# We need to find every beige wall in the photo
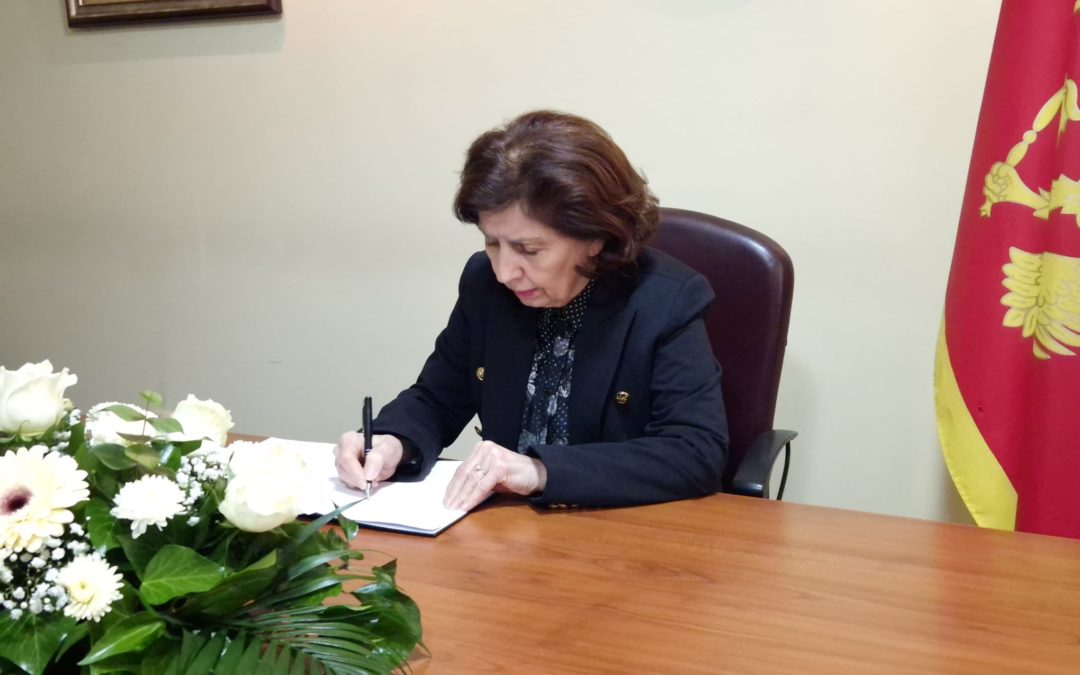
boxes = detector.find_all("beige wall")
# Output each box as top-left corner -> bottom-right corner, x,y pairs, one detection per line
0,0 -> 999,522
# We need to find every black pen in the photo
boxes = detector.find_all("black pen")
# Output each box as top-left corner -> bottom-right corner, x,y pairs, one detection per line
362,396 -> 373,499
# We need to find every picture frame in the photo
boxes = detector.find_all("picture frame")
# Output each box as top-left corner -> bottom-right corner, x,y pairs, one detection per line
66,0 -> 282,27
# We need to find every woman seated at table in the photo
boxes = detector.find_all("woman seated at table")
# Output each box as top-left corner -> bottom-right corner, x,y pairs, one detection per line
334,110 -> 728,512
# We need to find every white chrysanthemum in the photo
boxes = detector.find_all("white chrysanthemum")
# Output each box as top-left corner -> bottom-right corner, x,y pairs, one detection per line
57,554 -> 122,622
0,446 -> 89,553
110,476 -> 185,539
85,402 -> 156,447
170,395 -> 233,446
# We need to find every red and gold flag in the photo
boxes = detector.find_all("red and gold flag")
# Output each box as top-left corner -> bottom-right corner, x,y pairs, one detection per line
937,0 -> 1080,538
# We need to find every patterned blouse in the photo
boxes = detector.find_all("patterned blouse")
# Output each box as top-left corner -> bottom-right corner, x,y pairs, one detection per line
517,282 -> 595,453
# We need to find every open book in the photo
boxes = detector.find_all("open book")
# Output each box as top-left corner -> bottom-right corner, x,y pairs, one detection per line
267,437 -> 467,536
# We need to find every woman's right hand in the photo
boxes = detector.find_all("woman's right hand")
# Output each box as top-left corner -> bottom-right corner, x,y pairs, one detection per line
333,431 -> 404,491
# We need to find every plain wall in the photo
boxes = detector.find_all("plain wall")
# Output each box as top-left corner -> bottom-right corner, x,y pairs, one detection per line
0,0 -> 999,523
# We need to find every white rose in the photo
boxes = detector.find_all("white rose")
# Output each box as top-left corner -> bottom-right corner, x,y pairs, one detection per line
170,395 -> 233,446
85,403 -> 156,447
0,361 -> 78,438
218,441 -> 310,532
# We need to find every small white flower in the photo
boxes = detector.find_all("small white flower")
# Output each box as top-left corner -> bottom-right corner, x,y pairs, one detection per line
57,554 -> 122,622
10,608 -> 22,621
110,476 -> 185,539
0,446 -> 89,553
12,587 -> 25,600
170,396 -> 233,446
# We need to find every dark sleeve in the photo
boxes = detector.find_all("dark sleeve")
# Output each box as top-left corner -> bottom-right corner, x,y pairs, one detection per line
371,258 -> 483,481
529,274 -> 728,506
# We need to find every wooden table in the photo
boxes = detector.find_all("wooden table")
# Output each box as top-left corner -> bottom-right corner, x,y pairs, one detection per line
352,494 -> 1080,674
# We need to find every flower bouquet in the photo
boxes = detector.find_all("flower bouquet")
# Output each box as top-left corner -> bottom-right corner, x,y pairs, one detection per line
0,361 -> 421,674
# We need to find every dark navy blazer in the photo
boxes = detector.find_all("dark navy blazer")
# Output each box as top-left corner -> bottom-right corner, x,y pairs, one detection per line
373,248 -> 729,507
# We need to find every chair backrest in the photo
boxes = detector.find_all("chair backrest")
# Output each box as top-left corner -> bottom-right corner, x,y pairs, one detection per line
652,207 -> 794,491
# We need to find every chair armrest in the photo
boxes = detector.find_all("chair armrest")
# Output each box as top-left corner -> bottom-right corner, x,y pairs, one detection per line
730,429 -> 798,499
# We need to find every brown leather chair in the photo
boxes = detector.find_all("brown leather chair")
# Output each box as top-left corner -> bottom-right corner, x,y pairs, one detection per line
653,207 -> 796,499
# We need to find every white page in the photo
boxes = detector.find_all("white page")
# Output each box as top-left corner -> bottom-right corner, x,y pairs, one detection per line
267,437 -> 467,535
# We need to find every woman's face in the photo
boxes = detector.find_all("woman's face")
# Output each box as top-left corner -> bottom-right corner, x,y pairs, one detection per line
478,203 -> 602,308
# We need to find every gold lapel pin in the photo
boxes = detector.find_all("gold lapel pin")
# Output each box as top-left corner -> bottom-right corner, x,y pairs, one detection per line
476,366 -> 485,382
615,391 -> 630,405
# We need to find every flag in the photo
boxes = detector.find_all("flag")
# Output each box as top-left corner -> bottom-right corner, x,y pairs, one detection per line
936,0 -> 1080,539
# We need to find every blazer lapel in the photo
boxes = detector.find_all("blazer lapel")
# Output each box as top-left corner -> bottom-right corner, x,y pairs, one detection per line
481,287 -> 538,449
569,274 -> 637,445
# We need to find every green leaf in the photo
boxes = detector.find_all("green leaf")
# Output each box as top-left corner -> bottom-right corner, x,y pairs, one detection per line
140,638 -> 181,675
177,550 -> 279,619
184,632 -> 227,675
289,502 -> 359,550
156,442 -> 178,469
92,443 -> 137,470
68,419 -> 87,454
161,440 -> 202,471
87,651 -> 142,674
140,390 -> 164,410
337,513 -> 359,542
286,549 -> 356,582
117,529 -> 168,578
78,612 -> 165,665
147,417 -> 183,435
214,634 -> 249,674
286,647 -> 306,675
72,440 -> 99,475
0,613 -> 79,675
117,432 -> 153,444
90,582 -> 139,638
249,574 -> 342,610
85,498 -> 122,551
53,622 -> 89,663
101,404 -> 146,422
275,641 -> 296,675
162,631 -> 203,675
247,611 -> 416,673
229,635 -> 264,675
123,443 -> 163,470
140,545 -> 225,605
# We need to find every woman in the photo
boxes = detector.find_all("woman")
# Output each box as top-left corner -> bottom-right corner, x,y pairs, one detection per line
335,110 -> 728,512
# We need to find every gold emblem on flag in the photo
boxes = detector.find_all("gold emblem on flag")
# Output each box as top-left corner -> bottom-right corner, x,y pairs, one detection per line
979,79 -> 1080,359
1001,247 -> 1080,359
981,79 -> 1080,223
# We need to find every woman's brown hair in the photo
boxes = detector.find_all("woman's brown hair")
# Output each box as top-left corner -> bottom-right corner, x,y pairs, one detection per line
453,110 -> 659,277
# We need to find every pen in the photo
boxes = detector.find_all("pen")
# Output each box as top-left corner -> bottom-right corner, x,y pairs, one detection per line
362,396 -> 373,500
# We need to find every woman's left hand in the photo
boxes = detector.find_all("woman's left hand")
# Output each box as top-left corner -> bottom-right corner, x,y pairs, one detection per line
443,440 -> 547,511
